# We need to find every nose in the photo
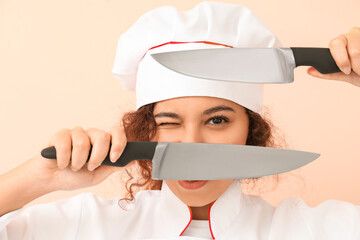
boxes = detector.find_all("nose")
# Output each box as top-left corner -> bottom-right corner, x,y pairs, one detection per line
180,124 -> 204,143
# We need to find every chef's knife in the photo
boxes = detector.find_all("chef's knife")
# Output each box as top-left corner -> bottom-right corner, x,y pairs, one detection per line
41,142 -> 319,180
151,48 -> 341,83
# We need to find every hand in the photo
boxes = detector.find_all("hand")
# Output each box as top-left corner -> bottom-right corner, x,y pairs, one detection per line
25,126 -> 130,191
307,27 -> 360,87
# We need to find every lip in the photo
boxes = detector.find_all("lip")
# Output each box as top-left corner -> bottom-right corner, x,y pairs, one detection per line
178,180 -> 208,190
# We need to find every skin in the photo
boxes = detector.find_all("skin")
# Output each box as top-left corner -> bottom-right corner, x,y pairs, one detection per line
307,27 -> 360,87
0,28 -> 359,218
151,96 -> 249,220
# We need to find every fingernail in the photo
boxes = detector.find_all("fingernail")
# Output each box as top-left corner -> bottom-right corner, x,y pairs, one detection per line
344,66 -> 352,75
110,152 -> 120,162
88,164 -> 97,171
71,166 -> 80,172
58,165 -> 66,170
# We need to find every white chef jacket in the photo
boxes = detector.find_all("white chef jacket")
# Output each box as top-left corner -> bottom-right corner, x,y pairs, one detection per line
1,179 -> 360,239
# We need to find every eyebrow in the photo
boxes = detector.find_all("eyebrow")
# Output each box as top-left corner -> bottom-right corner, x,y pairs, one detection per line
154,112 -> 181,119
154,105 -> 235,119
202,105 -> 235,116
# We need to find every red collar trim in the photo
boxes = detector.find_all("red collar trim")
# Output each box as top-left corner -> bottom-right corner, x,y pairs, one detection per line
179,206 -> 193,236
208,201 -> 216,239
179,202 -> 216,239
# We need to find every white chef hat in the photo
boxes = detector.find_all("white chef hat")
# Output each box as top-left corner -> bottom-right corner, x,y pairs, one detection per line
112,1 -> 281,113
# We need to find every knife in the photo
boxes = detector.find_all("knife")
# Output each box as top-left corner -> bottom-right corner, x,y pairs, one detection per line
41,142 -> 319,180
151,48 -> 341,83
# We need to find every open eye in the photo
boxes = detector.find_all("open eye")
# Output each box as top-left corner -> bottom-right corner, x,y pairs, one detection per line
207,115 -> 229,125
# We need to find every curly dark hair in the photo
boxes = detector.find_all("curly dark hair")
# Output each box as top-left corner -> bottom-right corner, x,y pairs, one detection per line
119,103 -> 284,205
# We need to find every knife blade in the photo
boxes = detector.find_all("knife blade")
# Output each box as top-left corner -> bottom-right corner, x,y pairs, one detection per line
151,48 -> 341,83
41,142 -> 319,180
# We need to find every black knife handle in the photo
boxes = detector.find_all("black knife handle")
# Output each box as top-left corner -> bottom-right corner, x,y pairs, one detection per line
40,141 -> 158,167
290,47 -> 341,74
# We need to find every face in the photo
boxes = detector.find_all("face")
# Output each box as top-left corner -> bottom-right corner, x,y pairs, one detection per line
151,96 -> 249,207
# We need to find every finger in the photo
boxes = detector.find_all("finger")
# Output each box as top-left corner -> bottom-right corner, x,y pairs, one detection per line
346,27 -> 360,75
86,128 -> 111,171
328,34 -> 351,75
109,126 -> 127,163
49,129 -> 72,169
70,126 -> 91,171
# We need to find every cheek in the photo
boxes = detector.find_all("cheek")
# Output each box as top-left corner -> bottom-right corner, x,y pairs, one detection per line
229,120 -> 249,144
204,123 -> 248,145
151,128 -> 183,142
231,124 -> 248,144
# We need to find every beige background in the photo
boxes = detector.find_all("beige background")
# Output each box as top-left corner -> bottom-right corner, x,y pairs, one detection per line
0,0 -> 359,208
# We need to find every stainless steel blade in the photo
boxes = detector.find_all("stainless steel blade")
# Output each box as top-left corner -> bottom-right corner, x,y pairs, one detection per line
151,142 -> 319,180
151,48 -> 296,84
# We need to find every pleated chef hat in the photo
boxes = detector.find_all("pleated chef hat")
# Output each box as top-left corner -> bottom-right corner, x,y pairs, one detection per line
112,2 -> 281,113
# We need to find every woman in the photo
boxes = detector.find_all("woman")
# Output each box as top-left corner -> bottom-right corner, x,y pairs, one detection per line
0,2 -> 359,239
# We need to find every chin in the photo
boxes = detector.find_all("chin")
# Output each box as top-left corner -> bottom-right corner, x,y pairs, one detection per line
179,194 -> 216,207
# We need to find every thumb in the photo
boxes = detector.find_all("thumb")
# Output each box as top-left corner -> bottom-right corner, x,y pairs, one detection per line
307,67 -> 349,82
307,67 -> 323,78
91,165 -> 122,184
307,67 -> 360,87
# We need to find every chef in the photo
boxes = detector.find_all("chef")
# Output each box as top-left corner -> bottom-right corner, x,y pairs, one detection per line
0,2 -> 359,240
